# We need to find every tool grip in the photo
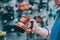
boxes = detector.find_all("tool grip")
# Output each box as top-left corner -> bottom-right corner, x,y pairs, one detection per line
30,21 -> 34,29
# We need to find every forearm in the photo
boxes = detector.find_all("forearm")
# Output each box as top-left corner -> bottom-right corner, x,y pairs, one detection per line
34,26 -> 49,38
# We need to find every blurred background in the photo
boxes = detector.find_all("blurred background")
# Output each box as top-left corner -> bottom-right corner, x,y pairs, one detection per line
0,0 -> 58,40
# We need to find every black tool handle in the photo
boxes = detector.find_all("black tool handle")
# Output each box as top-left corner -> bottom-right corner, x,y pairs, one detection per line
30,21 -> 33,29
